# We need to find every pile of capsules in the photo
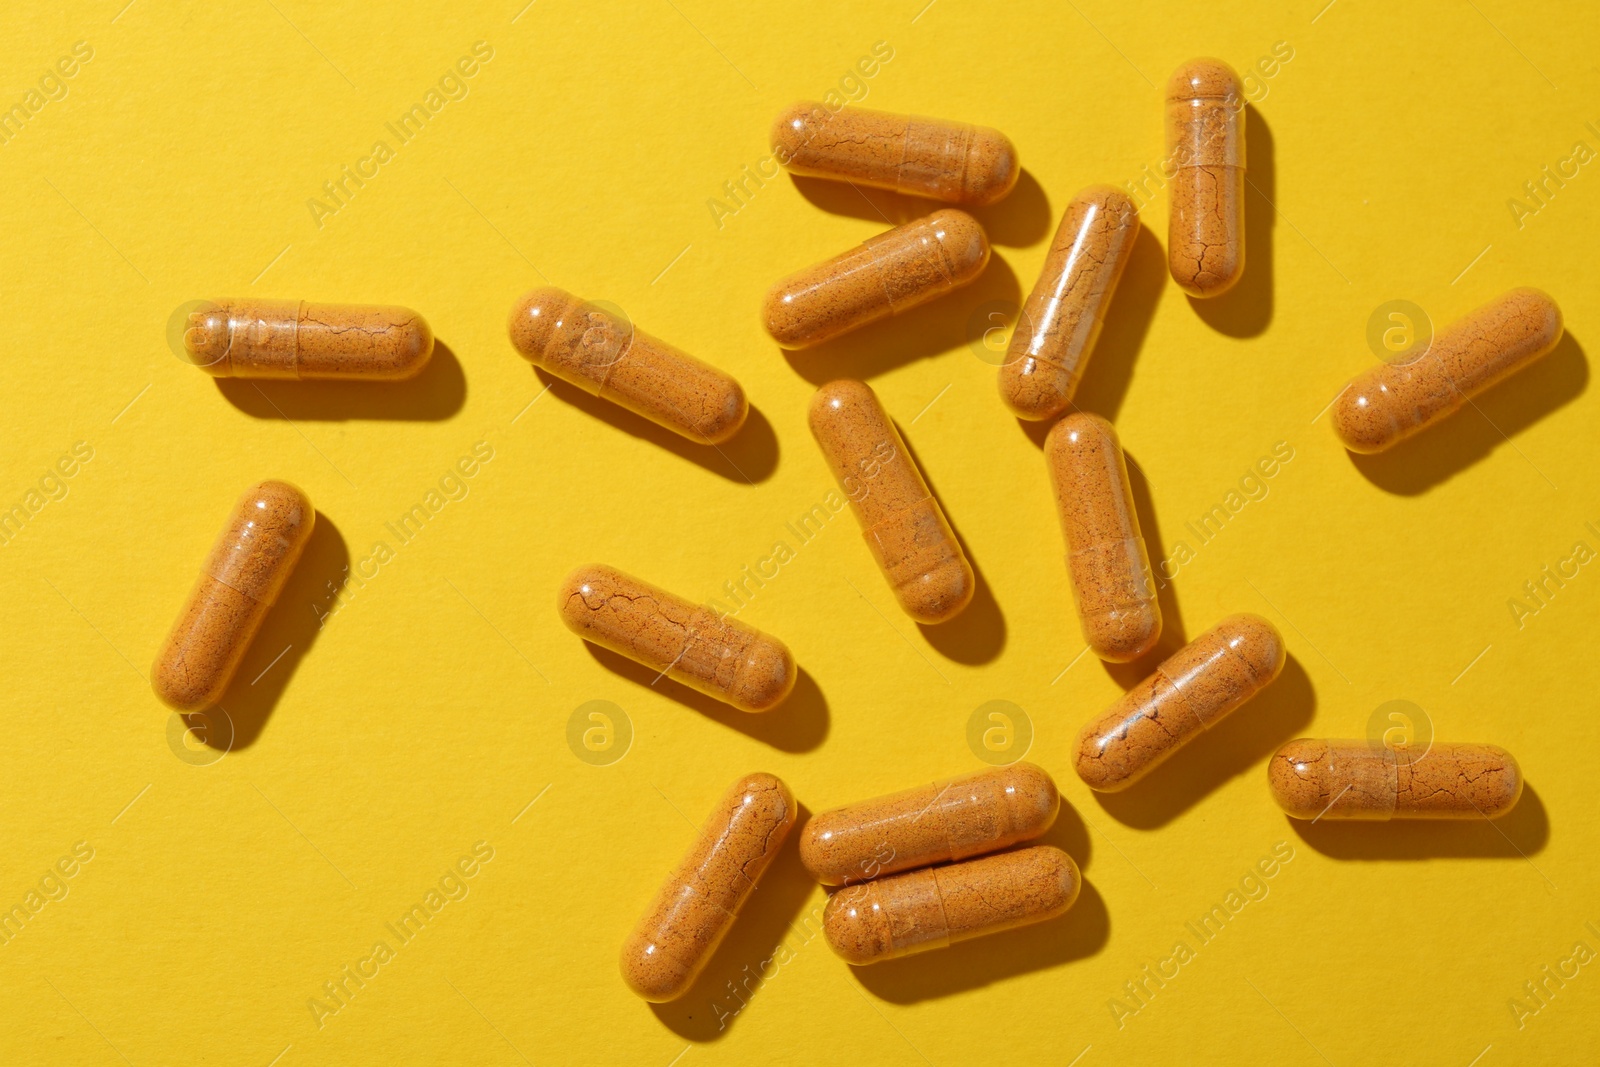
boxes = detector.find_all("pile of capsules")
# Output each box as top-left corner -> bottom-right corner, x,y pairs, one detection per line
154,59 -> 1556,1003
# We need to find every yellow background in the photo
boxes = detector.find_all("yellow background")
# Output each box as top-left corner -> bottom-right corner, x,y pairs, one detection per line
2,0 -> 1597,1063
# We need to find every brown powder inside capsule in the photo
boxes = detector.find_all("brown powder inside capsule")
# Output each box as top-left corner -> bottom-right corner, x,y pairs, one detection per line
1268,739 -> 1523,820
185,301 -> 433,380
1165,59 -> 1246,298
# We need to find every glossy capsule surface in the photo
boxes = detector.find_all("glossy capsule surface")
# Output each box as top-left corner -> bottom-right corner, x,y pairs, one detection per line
182,300 -> 433,379
771,102 -> 1019,205
1046,414 -> 1160,662
1074,613 -> 1284,791
800,763 -> 1059,885
762,209 -> 989,349
1269,740 -> 1523,821
558,564 -> 795,713
1001,186 -> 1139,420
1332,288 -> 1564,453
808,380 -> 974,624
621,773 -> 797,1000
151,480 -> 314,711
510,286 -> 748,444
823,846 -> 1079,965
1166,59 -> 1246,297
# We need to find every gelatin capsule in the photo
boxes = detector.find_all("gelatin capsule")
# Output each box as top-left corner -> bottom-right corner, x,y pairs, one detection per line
182,300 -> 433,379
621,773 -> 797,1001
1045,413 -> 1161,662
509,286 -> 748,444
1269,740 -> 1523,821
763,209 -> 989,349
823,845 -> 1079,965
770,102 -> 1019,206
800,763 -> 1059,886
1001,186 -> 1139,420
1074,613 -> 1284,791
558,564 -> 795,713
1166,59 -> 1246,297
1332,288 -> 1564,454
151,480 -> 314,711
808,379 -> 974,624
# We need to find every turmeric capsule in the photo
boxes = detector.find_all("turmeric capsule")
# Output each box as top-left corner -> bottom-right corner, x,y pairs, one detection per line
823,845 -> 1079,965
621,773 -> 797,1001
509,286 -> 748,444
1000,186 -> 1139,420
770,102 -> 1019,206
1331,288 -> 1564,453
808,379 -> 974,624
1074,614 -> 1284,791
558,564 -> 795,713
763,209 -> 989,349
1268,740 -> 1523,820
800,763 -> 1059,886
1166,59 -> 1246,297
151,480 -> 314,711
181,300 -> 433,379
1045,413 -> 1161,663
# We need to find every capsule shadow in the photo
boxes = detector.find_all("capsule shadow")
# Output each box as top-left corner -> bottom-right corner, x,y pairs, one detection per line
214,340 -> 467,421
650,806 -> 823,1040
1100,446 -> 1190,688
584,644 -> 828,753
202,511 -> 349,750
1092,653 -> 1315,829
534,369 -> 779,484
1290,780 -> 1550,859
1347,332 -> 1588,496
1189,107 -> 1274,338
849,874 -> 1110,1004
789,169 -> 1052,248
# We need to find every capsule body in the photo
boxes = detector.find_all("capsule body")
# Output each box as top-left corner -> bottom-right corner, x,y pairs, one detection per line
1332,288 -> 1564,453
621,773 -> 797,1000
509,287 -> 748,444
763,210 -> 989,349
1046,414 -> 1160,662
151,481 -> 314,711
1075,613 -> 1285,791
1269,740 -> 1523,821
182,301 -> 433,380
771,102 -> 1019,206
1001,186 -> 1139,419
808,380 -> 974,623
1166,59 -> 1246,298
823,846 -> 1079,965
558,565 -> 795,712
800,764 -> 1059,885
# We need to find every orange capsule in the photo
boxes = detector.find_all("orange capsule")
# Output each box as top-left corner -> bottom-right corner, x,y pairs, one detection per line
808,380 -> 974,624
152,481 -> 314,711
181,300 -> 433,379
763,209 -> 989,349
1268,740 -> 1523,820
1045,413 -> 1160,662
509,286 -> 748,444
1166,59 -> 1246,297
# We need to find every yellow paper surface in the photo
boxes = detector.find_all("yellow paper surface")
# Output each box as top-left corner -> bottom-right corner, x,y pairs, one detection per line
2,1 -> 1597,1063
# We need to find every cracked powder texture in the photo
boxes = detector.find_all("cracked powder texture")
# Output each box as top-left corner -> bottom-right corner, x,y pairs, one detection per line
808,379 -> 974,624
620,772 -> 797,1000
770,102 -> 1018,206
1165,59 -> 1246,298
822,845 -> 1080,965
1268,739 -> 1523,820
509,286 -> 748,444
762,209 -> 989,349
184,300 -> 434,380
1074,613 -> 1285,791
1000,185 -> 1139,420
1331,287 -> 1564,453
800,763 -> 1060,885
151,480 -> 314,712
557,564 -> 796,713
1045,412 -> 1161,663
